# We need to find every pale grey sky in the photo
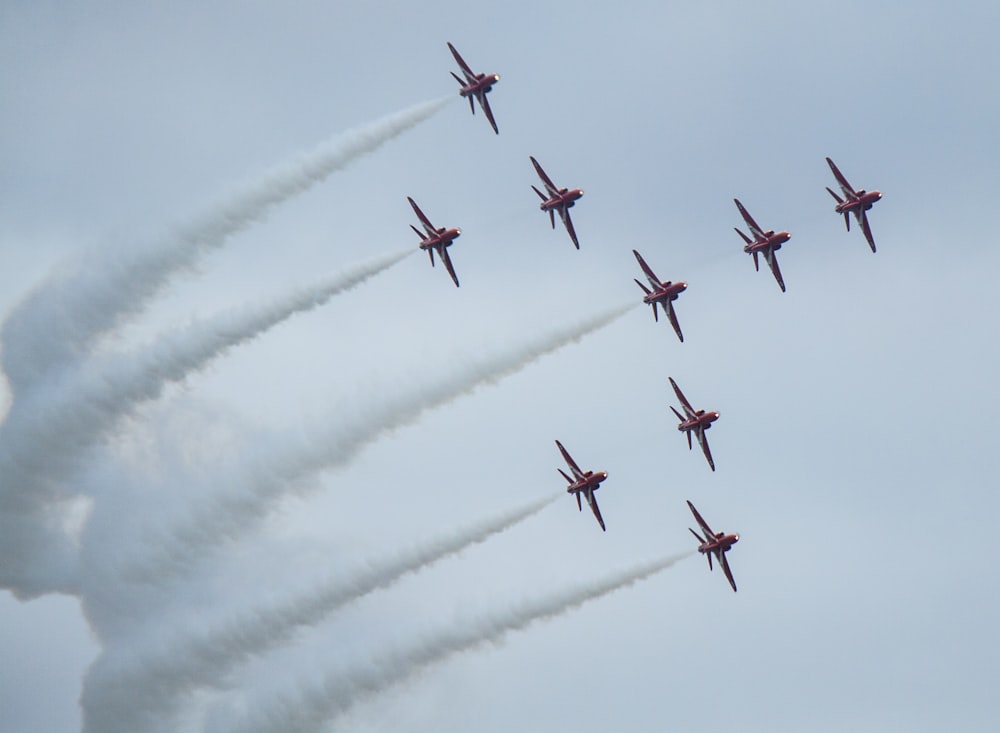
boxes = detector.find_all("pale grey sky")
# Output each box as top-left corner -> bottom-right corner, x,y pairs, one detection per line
2,2 -> 999,731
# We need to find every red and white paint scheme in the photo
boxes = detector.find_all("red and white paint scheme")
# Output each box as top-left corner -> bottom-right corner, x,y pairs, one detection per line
686,500 -> 740,593
555,440 -> 609,532
733,198 -> 792,293
668,377 -> 720,472
407,196 -> 462,288
632,249 -> 687,342
448,42 -> 501,135
530,156 -> 584,249
825,156 -> 882,253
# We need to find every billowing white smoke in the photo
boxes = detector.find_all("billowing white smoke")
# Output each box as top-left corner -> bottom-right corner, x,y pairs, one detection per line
121,302 -> 636,582
0,96 -> 451,395
0,97 -> 449,599
215,551 -> 694,733
79,493 -> 560,733
0,249 -> 413,596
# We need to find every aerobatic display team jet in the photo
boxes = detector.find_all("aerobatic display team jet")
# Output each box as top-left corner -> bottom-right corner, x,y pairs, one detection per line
530,156 -> 584,249
448,42 -> 500,134
733,198 -> 792,292
555,440 -> 608,532
668,377 -> 720,472
407,196 -> 462,288
632,249 -> 687,342
686,500 -> 739,592
825,156 -> 882,253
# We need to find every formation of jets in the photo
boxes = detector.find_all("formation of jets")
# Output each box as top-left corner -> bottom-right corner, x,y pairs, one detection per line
406,42 -> 886,591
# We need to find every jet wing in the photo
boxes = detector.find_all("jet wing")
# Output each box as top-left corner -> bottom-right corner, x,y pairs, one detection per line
585,489 -> 606,532
530,156 -> 560,198
665,300 -> 684,342
762,248 -> 786,292
686,500 -> 716,539
557,207 -> 580,249
719,551 -> 738,592
407,197 -> 437,234
668,377 -> 696,418
439,246 -> 460,288
694,426 -> 716,471
857,209 -> 877,252
555,440 -> 585,480
632,249 -> 662,291
447,42 -> 477,83
477,91 -> 499,134
734,199 -> 766,240
826,157 -> 859,201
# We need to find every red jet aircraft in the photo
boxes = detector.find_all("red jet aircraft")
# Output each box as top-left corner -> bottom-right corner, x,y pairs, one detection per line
825,157 -> 882,253
448,42 -> 500,135
530,156 -> 584,249
733,198 -> 791,293
407,196 -> 462,288
555,439 -> 608,532
687,500 -> 739,592
632,249 -> 687,342
668,377 -> 720,471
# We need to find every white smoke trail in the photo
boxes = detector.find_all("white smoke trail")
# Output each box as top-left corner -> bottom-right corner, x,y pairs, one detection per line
0,97 -> 452,395
0,249 -> 411,595
79,493 -> 559,733
219,550 -> 694,733
124,301 -> 637,581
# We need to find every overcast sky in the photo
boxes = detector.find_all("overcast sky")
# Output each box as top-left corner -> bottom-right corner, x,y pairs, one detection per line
3,2 -> 1000,731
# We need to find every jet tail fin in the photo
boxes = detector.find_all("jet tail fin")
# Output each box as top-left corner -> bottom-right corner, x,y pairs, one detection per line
531,185 -> 547,202
826,186 -> 845,204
